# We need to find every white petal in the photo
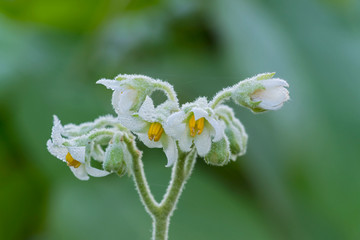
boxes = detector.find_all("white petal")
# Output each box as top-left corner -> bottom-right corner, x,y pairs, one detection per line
163,111 -> 186,138
194,127 -> 211,156
47,140 -> 67,161
91,144 -> 105,162
96,79 -> 121,90
67,146 -> 86,164
192,107 -> 209,120
138,96 -> 156,122
70,165 -> 89,180
204,116 -> 224,142
136,133 -> 162,148
253,86 -> 289,110
160,135 -> 178,167
178,130 -> 193,152
260,79 -> 289,88
118,115 -> 148,132
112,88 -> 138,115
51,115 -> 64,145
85,165 -> 110,177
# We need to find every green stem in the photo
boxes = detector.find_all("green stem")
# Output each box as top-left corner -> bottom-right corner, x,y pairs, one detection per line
210,87 -> 233,109
125,136 -> 197,240
154,82 -> 178,103
125,137 -> 159,214
159,150 -> 187,213
153,216 -> 169,240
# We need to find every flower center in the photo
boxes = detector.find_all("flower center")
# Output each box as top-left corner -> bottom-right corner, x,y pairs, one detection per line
189,114 -> 205,137
148,122 -> 164,142
66,152 -> 81,168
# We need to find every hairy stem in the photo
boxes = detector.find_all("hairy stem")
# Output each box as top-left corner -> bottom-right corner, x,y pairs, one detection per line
210,87 -> 233,109
125,136 -> 197,240
153,216 -> 169,240
153,81 -> 179,104
125,137 -> 159,214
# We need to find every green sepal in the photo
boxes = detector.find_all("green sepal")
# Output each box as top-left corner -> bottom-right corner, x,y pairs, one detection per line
103,133 -> 132,176
204,137 -> 230,166
215,105 -> 248,160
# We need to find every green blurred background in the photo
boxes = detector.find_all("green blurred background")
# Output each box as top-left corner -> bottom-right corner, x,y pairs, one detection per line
1,0 -> 359,239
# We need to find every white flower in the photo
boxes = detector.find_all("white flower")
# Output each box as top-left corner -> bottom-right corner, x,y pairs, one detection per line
119,96 -> 178,167
164,98 -> 224,157
251,78 -> 289,110
231,73 -> 290,112
97,74 -> 179,117
46,116 -> 109,180
97,79 -> 138,115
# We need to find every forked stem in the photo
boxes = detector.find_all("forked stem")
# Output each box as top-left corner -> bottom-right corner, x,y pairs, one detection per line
125,137 -> 196,240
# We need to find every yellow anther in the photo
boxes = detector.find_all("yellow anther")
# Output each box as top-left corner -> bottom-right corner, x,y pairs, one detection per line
189,114 -> 205,137
65,152 -> 81,168
189,114 -> 196,137
196,117 -> 205,135
148,122 -> 164,142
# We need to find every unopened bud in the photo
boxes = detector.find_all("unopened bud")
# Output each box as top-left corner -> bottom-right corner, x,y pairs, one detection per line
232,73 -> 289,112
103,134 -> 131,176
204,137 -> 230,166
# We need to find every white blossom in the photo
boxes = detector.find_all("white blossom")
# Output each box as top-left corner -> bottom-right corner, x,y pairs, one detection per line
46,116 -> 109,180
231,73 -> 290,112
97,79 -> 138,115
251,78 -> 289,110
164,98 -> 224,157
119,96 -> 178,167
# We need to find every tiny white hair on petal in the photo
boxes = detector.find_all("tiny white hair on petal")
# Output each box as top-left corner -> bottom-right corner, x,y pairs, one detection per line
96,79 -> 122,90
51,115 -> 65,145
194,127 -> 212,156
118,115 -> 148,132
177,130 -> 193,152
163,111 -> 186,137
68,146 -> 86,164
192,107 -> 209,121
206,117 -> 224,142
136,133 -> 163,148
112,88 -> 138,115
260,78 -> 289,89
46,140 -> 67,161
252,85 -> 289,110
85,165 -> 110,177
70,165 -> 90,180
138,96 -> 157,122
161,135 -> 178,167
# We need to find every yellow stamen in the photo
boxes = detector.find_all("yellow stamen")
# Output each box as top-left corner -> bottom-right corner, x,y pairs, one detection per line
196,117 -> 205,135
154,127 -> 164,142
65,152 -> 81,168
189,114 -> 196,137
189,114 -> 205,137
148,122 -> 164,142
148,122 -> 155,140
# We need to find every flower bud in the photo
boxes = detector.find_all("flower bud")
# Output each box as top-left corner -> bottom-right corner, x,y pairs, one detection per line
97,74 -> 179,116
215,105 -> 248,160
204,137 -> 230,166
224,122 -> 247,160
232,72 -> 289,112
103,134 -> 132,176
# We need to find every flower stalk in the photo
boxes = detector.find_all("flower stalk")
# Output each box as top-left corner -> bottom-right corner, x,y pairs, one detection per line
124,135 -> 196,240
47,72 -> 289,239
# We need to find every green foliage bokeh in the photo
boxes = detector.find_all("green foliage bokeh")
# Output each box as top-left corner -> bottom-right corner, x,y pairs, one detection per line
0,0 -> 359,239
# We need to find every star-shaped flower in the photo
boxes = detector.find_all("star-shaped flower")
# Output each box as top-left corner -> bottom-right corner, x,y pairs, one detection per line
97,77 -> 139,116
164,97 -> 224,157
46,116 -> 109,180
118,96 -> 179,167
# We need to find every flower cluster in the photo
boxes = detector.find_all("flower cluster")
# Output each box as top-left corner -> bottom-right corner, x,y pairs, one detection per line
47,115 -> 133,180
47,73 -> 289,180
